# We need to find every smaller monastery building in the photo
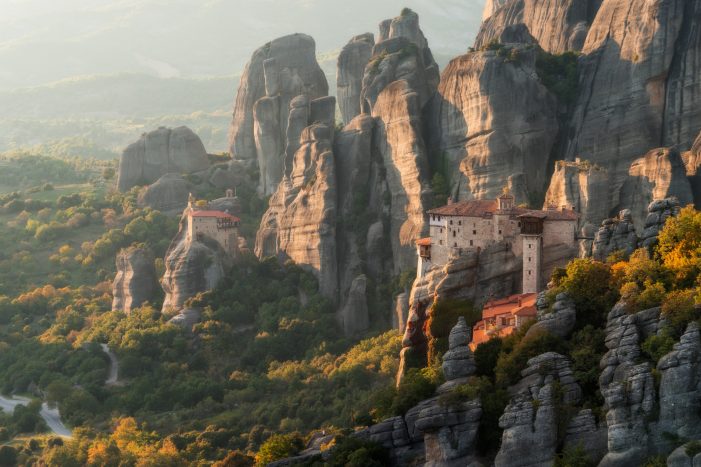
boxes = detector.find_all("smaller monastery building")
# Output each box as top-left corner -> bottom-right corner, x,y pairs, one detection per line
185,191 -> 241,256
470,293 -> 537,350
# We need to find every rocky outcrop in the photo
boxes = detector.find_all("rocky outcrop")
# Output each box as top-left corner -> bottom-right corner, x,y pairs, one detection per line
228,34 -> 328,195
337,34 -> 374,125
619,147 -> 692,231
161,225 -> 233,312
683,131 -> 701,207
339,275 -> 369,336
591,209 -> 639,261
640,196 -> 682,248
474,0 -> 597,53
255,119 -> 338,301
656,323 -> 701,450
543,160 -> 611,229
137,173 -> 192,212
427,38 -> 559,203
495,352 -> 582,466
373,80 -> 432,271
117,126 -> 209,192
526,292 -> 577,339
112,247 -> 158,313
598,303 -> 660,466
440,317 -> 476,384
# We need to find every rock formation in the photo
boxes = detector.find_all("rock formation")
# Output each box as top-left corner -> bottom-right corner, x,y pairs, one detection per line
427,30 -> 559,203
112,246 -> 158,313
543,160 -> 611,229
640,197 -> 682,248
683,130 -> 701,207
255,115 -> 338,301
439,317 -> 476,385
619,147 -> 693,231
598,303 -> 660,466
117,126 -> 210,192
495,352 -> 582,466
591,209 -> 639,261
137,173 -> 192,212
526,292 -> 577,339
563,0 -> 701,223
474,0 -> 597,53
161,218 -> 234,312
337,33 -> 374,125
227,34 -> 329,195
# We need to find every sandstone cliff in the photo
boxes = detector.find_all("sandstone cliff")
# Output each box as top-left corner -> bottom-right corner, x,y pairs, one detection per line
117,126 -> 210,192
227,34 -> 328,195
137,173 -> 192,213
427,33 -> 559,204
112,246 -> 159,313
474,0 -> 598,53
337,33 -> 374,125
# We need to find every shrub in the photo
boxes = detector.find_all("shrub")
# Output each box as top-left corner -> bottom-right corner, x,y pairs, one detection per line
686,440 -> 701,458
254,433 -> 304,466
371,366 -> 441,420
495,329 -> 566,387
554,444 -> 593,467
642,331 -> 676,363
325,437 -> 389,467
535,51 -> 579,106
657,206 -> 701,287
474,337 -> 502,378
427,299 -> 479,364
661,289 -> 699,339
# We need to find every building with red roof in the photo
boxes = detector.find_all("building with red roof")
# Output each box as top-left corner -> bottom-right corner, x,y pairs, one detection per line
186,193 -> 241,255
416,190 -> 578,293
470,293 -> 538,350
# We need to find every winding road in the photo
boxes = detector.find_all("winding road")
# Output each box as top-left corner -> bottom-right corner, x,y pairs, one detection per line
0,395 -> 72,438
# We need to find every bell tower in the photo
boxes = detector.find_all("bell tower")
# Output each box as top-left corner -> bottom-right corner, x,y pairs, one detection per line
519,214 -> 544,294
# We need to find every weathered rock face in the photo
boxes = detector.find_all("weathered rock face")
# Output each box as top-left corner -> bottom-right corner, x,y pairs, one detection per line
117,126 -> 210,192
683,130 -> 701,207
475,0 -> 598,53
255,120 -> 338,301
228,34 -> 328,195
495,352 -> 582,467
564,0 -> 701,219
619,147 -> 692,231
640,196 -> 682,248
337,33 -> 374,125
339,275 -> 369,336
112,247 -> 158,313
161,224 -> 233,312
427,42 -> 559,204
591,209 -> 639,261
543,160 -> 611,228
657,323 -> 701,449
598,303 -> 660,466
373,80 -> 432,271
526,292 -> 577,339
137,173 -> 192,212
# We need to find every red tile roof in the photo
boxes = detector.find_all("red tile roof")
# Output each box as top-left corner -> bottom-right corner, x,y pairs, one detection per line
518,209 -> 579,221
481,293 -> 537,319
416,237 -> 432,246
189,210 -> 240,222
428,200 -> 499,217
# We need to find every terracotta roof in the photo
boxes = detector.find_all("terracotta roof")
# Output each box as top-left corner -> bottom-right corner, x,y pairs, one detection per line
189,210 -> 240,222
428,200 -> 499,217
481,293 -> 537,319
416,237 -> 432,246
518,209 -> 579,221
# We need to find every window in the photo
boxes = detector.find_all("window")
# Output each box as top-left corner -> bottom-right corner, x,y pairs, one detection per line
528,271 -> 532,275
450,220 -> 453,225
528,257 -> 531,262
454,242 -> 458,247
453,230 -> 456,238
498,229 -> 502,235
439,240 -> 443,245
459,220 -> 462,226
518,222 -> 521,227
470,240 -> 473,246
473,230 -> 477,235
528,244 -> 532,249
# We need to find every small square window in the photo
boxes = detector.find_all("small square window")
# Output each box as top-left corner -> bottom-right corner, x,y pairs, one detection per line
498,229 -> 502,235
473,230 -> 477,235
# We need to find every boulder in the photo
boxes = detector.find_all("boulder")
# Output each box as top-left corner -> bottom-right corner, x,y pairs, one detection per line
137,173 -> 192,212
112,247 -> 158,313
117,126 -> 209,192
526,292 -> 577,339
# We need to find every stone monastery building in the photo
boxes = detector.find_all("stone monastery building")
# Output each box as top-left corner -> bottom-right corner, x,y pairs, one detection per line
416,191 -> 578,294
185,191 -> 241,256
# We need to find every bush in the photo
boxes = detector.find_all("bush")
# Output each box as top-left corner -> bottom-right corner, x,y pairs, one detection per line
427,299 -> 479,364
325,437 -> 389,467
474,338 -> 502,378
535,51 -> 579,106
661,289 -> 700,339
254,433 -> 304,466
554,444 -> 593,467
495,329 -> 566,387
642,331 -> 676,363
371,366 -> 441,420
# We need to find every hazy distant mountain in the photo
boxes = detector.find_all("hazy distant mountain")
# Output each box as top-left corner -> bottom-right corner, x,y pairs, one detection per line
0,0 -> 484,91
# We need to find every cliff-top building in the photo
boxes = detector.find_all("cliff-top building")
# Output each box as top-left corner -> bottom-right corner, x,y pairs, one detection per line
416,190 -> 578,294
185,191 -> 241,256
